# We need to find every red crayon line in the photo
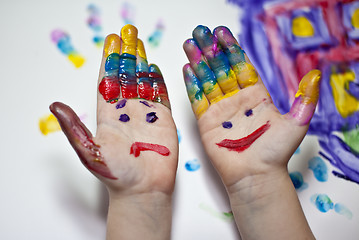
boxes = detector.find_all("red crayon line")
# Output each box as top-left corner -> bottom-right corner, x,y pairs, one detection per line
216,121 -> 270,152
130,142 -> 170,157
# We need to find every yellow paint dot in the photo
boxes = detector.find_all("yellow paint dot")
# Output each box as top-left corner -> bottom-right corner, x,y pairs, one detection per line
39,114 -> 61,135
292,16 -> 315,37
68,53 -> 85,68
351,8 -> 359,29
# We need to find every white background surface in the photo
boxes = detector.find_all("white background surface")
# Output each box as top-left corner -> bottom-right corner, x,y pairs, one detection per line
0,0 -> 358,239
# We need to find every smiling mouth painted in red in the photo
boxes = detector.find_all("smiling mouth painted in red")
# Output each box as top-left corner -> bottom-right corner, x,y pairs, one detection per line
216,121 -> 271,152
130,142 -> 170,157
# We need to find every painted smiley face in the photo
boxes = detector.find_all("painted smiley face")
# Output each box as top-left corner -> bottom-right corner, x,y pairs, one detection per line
216,109 -> 271,153
116,99 -> 171,157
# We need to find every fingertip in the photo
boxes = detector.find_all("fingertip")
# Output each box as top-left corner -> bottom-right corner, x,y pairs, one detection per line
137,39 -> 147,59
103,34 -> 121,57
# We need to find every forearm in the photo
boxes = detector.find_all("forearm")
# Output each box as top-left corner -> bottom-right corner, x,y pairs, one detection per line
106,191 -> 173,240
227,169 -> 315,240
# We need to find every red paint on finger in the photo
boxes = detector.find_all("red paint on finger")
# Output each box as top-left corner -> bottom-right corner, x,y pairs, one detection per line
99,76 -> 121,103
216,121 -> 270,152
130,142 -> 170,157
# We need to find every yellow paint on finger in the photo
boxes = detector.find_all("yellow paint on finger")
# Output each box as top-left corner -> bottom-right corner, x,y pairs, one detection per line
351,8 -> 359,29
121,24 -> 138,55
295,69 -> 321,104
216,69 -> 239,93
234,62 -> 258,88
292,16 -> 315,37
39,113 -> 61,135
193,96 -> 209,118
137,39 -> 147,59
330,70 -> 359,118
104,34 -> 121,58
202,81 -> 223,103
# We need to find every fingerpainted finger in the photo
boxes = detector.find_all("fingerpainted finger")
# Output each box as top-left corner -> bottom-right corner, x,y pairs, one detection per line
214,26 -> 261,88
149,64 -> 170,109
183,39 -> 223,103
98,34 -> 121,103
136,39 -> 151,100
49,102 -> 117,180
192,25 -> 239,95
119,24 -> 138,98
287,70 -> 321,125
183,64 -> 209,118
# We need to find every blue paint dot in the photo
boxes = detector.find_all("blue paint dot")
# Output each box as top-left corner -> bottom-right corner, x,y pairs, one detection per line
294,146 -> 300,154
185,159 -> 200,171
289,172 -> 304,189
116,99 -> 127,109
146,112 -> 158,123
222,121 -> 232,129
334,203 -> 353,219
119,114 -> 130,122
308,156 -> 328,182
177,129 -> 181,143
311,194 -> 334,213
245,109 -> 253,116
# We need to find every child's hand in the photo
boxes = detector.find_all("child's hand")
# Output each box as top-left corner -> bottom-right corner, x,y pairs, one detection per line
183,25 -> 321,193
51,25 -> 178,197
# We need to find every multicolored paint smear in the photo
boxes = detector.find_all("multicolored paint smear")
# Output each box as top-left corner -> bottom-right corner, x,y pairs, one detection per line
87,4 -> 104,47
185,159 -> 200,171
39,113 -> 61,135
148,20 -> 165,48
229,0 -> 359,183
311,194 -> 352,219
120,2 -> 135,25
51,29 -> 85,68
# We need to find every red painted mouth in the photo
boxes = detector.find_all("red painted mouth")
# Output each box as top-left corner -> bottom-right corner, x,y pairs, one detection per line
130,142 -> 170,157
216,121 -> 270,152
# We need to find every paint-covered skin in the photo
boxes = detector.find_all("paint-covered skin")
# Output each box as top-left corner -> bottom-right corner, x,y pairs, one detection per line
182,25 -> 321,186
51,25 -> 178,196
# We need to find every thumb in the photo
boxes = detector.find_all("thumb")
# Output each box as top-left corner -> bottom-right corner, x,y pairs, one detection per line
287,70 -> 322,126
50,102 -> 117,180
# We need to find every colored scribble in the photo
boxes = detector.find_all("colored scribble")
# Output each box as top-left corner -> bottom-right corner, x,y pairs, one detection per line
130,142 -> 170,157
185,159 -> 200,171
343,126 -> 359,153
139,100 -> 153,108
199,203 -> 234,222
289,171 -> 308,191
39,113 -> 61,135
308,156 -> 328,182
146,112 -> 158,123
229,0 -> 359,183
87,4 -> 104,47
216,121 -> 270,152
120,2 -> 135,25
310,193 -> 353,219
51,29 -> 85,68
148,20 -> 165,48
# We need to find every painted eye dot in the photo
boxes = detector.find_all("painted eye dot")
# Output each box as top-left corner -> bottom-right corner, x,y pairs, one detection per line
222,121 -> 233,129
245,109 -> 253,117
146,112 -> 158,123
116,99 -> 127,109
119,114 -> 130,122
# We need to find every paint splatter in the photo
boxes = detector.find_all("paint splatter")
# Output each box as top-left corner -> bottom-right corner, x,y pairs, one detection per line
222,121 -> 233,129
119,114 -> 130,122
87,4 -> 104,47
308,156 -> 328,182
216,121 -> 270,152
39,113 -> 61,135
199,203 -> 234,222
289,171 -> 308,191
120,2 -> 135,25
229,0 -> 359,183
185,159 -> 200,171
51,29 -> 85,68
146,112 -> 158,123
310,193 -> 353,219
148,20 -> 165,48
116,99 -> 127,109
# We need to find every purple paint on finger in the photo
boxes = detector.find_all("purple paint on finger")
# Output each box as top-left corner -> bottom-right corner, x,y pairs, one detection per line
116,99 -> 127,109
119,114 -> 130,122
146,112 -> 158,123
222,121 -> 233,129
